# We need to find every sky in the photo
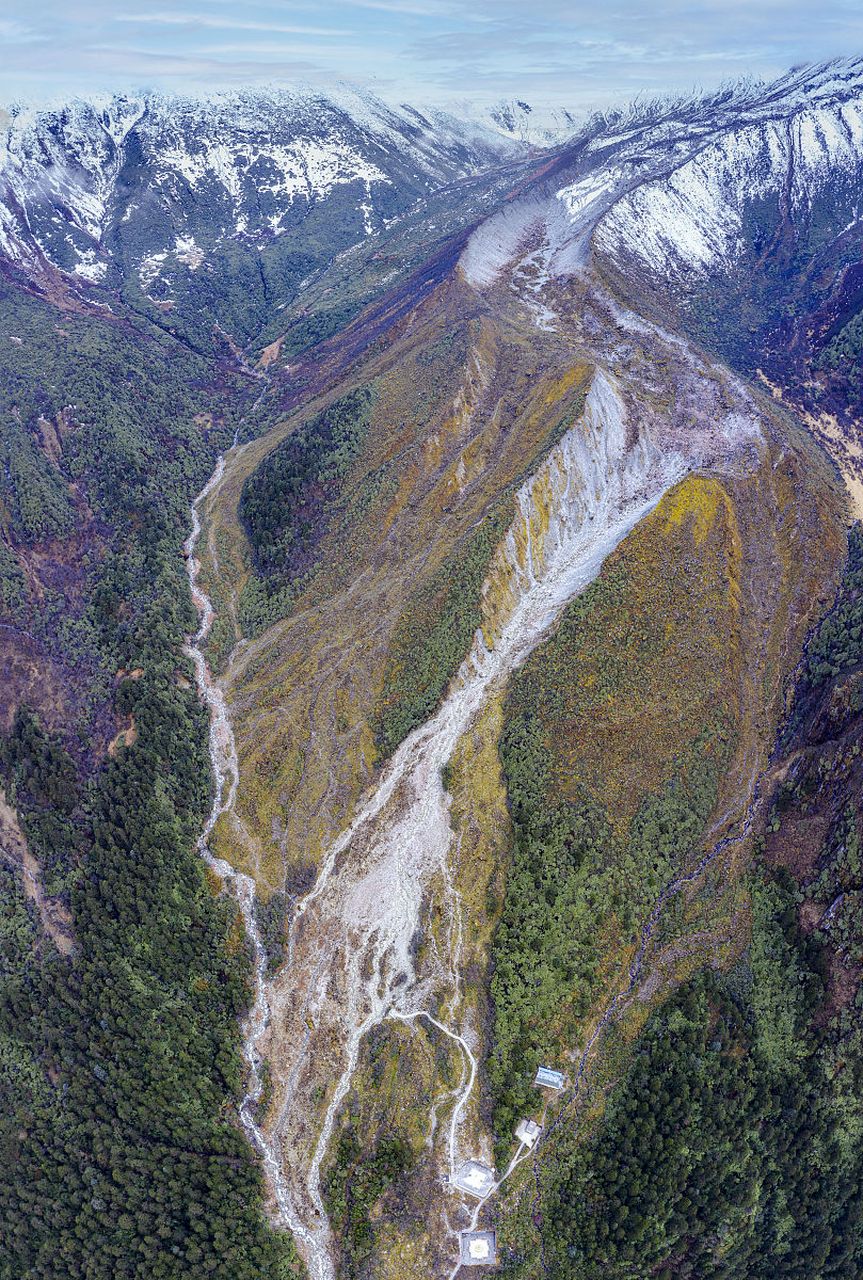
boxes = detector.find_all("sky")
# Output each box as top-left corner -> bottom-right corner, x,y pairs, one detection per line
2,0 -> 863,116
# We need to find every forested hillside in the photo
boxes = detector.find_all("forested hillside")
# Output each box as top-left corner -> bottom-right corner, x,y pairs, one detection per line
504,527 -> 863,1279
0,297 -> 298,1275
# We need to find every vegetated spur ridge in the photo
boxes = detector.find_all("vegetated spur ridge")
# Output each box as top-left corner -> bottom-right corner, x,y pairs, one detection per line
190,325 -> 767,1278
259,370 -> 688,1279
185,371 -> 681,1279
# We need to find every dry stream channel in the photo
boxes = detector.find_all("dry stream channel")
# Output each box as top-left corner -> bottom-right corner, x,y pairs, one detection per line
184,363 -> 757,1278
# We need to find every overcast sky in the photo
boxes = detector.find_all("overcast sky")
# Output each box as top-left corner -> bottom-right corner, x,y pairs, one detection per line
3,0 -> 863,114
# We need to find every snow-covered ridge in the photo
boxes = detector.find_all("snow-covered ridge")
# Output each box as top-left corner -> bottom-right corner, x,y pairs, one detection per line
7,59 -> 863,304
595,93 -> 863,282
0,84 -> 520,289
461,57 -> 863,300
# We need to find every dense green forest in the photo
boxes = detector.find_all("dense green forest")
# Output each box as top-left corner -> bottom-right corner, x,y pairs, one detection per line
0,672 -> 295,1278
816,307 -> 863,406
323,1132 -> 413,1278
506,527 -> 863,1279
487,542 -> 731,1150
0,287 -> 292,1277
489,706 -> 725,1150
239,387 -> 374,582
237,386 -> 374,633
0,284 -> 251,741
0,285 -> 225,542
0,549 -> 297,1275
540,926 -> 862,1280
797,523 -> 863,688
278,303 -> 363,360
373,502 -> 512,755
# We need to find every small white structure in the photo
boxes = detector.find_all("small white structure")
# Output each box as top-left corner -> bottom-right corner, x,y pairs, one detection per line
534,1065 -> 565,1090
515,1118 -> 542,1148
452,1159 -> 496,1199
460,1230 -> 497,1266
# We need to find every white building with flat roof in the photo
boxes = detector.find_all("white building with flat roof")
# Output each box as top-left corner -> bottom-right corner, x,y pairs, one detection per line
451,1159 -> 496,1199
460,1230 -> 497,1266
516,1118 -> 542,1148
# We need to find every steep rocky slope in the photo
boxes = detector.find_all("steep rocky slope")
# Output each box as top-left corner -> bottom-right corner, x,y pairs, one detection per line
449,59 -> 863,512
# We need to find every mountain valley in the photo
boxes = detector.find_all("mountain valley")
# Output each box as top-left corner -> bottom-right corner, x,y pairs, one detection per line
3,60 -> 863,1280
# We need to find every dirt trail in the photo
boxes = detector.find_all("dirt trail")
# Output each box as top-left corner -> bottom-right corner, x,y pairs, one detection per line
0,787 -> 73,954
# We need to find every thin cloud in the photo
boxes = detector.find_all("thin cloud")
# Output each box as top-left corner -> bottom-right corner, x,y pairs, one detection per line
0,0 -> 859,116
0,18 -> 45,42
339,0 -> 451,16
116,13 -> 350,37
195,41 -> 366,60
72,44 -> 327,78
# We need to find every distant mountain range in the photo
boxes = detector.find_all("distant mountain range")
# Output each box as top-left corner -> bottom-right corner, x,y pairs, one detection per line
0,87 -> 519,312
4,61 -> 863,383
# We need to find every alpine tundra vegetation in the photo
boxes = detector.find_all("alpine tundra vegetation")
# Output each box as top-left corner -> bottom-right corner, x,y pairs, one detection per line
5,49 -> 863,1280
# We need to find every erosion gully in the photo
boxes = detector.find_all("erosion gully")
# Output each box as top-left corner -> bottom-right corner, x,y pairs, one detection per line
184,355 -> 760,1277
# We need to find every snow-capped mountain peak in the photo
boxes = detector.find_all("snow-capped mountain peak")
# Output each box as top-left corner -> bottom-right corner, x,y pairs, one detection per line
0,84 -> 522,297
460,57 -> 863,317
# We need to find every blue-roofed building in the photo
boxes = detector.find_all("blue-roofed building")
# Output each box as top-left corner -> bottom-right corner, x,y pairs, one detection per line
534,1066 -> 565,1090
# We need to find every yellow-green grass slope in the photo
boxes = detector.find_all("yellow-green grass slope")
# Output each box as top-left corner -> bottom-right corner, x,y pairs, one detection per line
489,425 -> 847,1267
202,275 -> 593,897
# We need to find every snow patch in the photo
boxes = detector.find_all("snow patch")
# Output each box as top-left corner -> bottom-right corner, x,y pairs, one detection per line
174,234 -> 204,269
72,247 -> 107,282
139,250 -> 167,289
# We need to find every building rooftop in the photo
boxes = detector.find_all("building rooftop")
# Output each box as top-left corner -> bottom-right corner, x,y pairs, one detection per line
452,1159 -> 496,1199
460,1230 -> 497,1266
534,1065 -> 565,1090
516,1118 -> 542,1148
